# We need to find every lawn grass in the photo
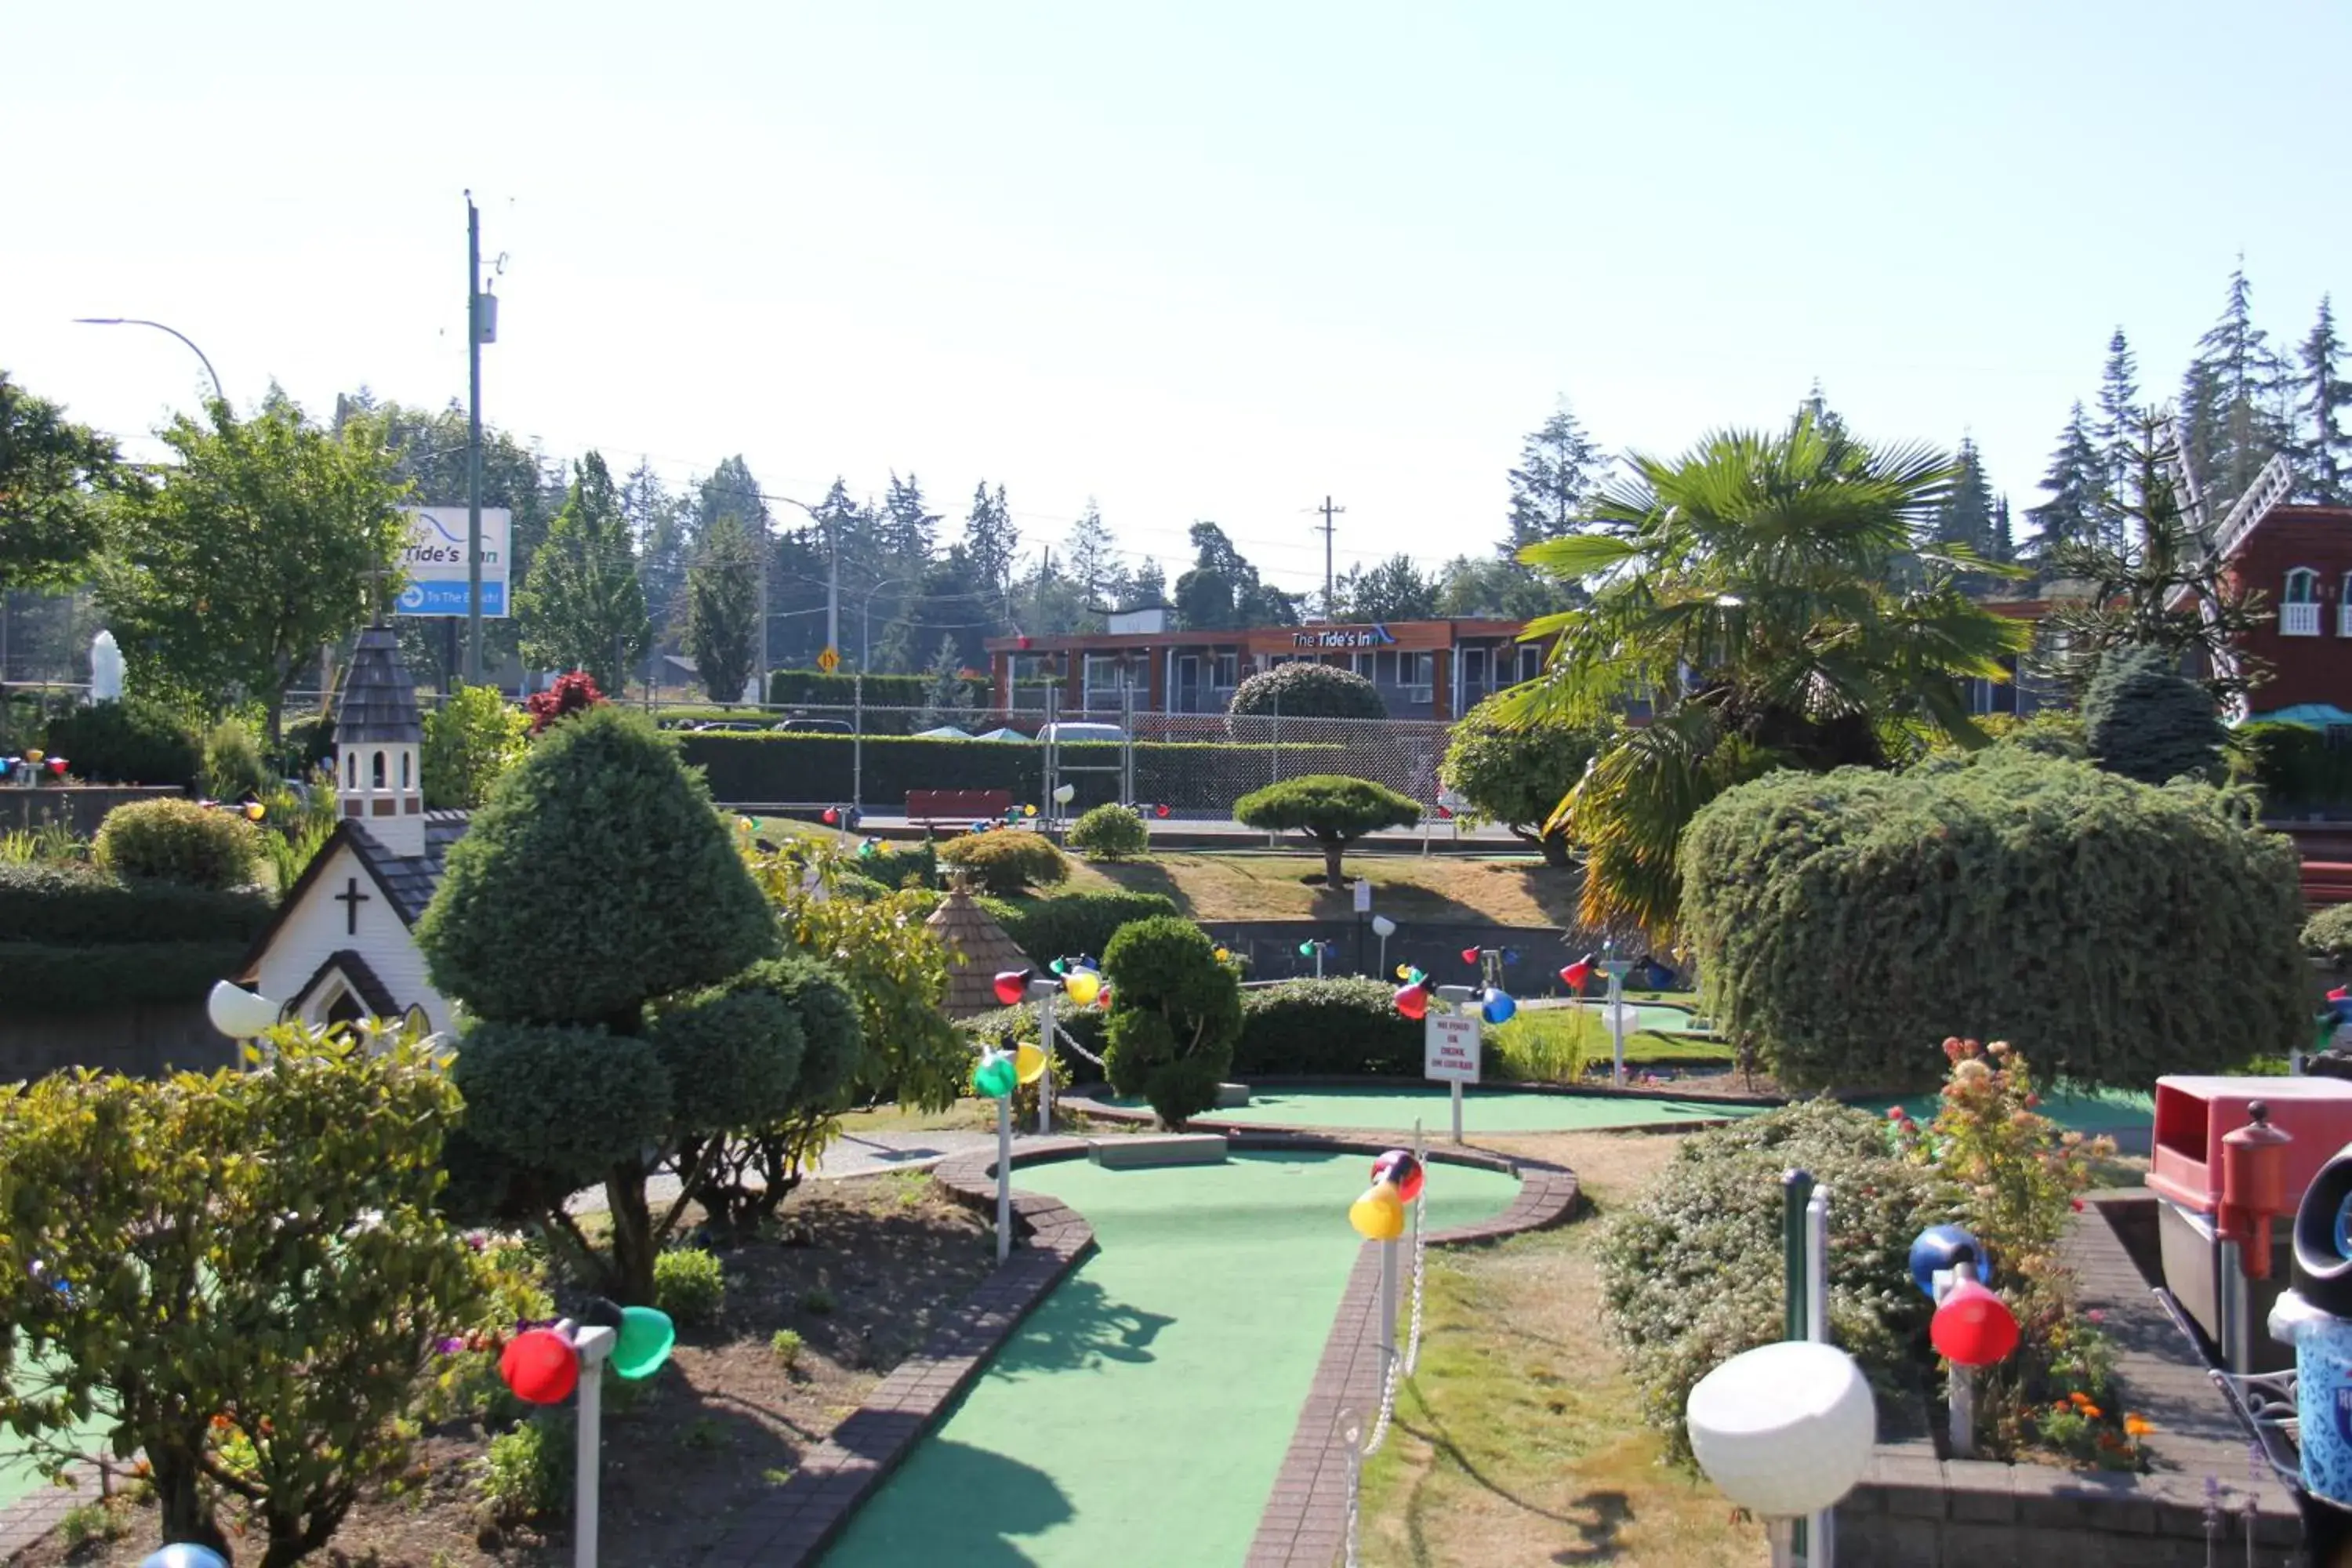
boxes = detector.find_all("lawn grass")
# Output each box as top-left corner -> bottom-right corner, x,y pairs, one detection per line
1359,1130 -> 1766,1566
1486,1007 -> 1735,1083
1057,850 -> 1583,926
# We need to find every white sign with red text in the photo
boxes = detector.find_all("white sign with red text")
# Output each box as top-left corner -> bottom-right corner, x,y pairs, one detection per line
1425,1011 -> 1481,1083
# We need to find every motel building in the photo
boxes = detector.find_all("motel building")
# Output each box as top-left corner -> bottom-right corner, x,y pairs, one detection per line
983,606 -> 1554,723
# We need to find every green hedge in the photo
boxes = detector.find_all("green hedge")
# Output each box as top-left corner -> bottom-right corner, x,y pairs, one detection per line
766,670 -> 992,708
0,940 -> 249,1011
677,731 -> 1348,810
0,862 -> 274,947
2236,720 -> 2352,813
977,891 -> 1179,964
1233,978 -> 1423,1076
41,700 -> 201,789
1680,749 -> 2307,1092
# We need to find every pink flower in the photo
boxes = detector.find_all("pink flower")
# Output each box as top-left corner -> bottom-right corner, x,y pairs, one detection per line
2086,1308 -> 2106,1324
1887,1107 -> 1907,1121
2069,1197 -> 2085,1212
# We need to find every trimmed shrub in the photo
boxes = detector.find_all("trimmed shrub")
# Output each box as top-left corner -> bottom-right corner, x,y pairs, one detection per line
0,940 -> 249,1012
2082,644 -> 2225,786
1235,774 -> 1421,887
653,1247 -> 727,1325
1437,697 -> 1600,866
93,797 -> 260,891
423,683 -> 528,810
938,831 -> 1069,896
1598,1099 -> 1946,1457
41,699 -> 200,789
2306,905 -> 2352,966
1232,978 -> 1421,1076
978,890 -> 1180,964
201,716 -> 270,800
1227,662 -> 1385,723
1068,803 -> 1149,861
479,1416 -> 572,1526
1102,916 -> 1242,1126
0,862 -> 272,946
452,1022 -> 673,1189
1680,749 -> 2307,1092
650,985 -> 807,1131
2234,720 -> 2352,813
856,837 -> 938,891
768,668 -> 988,710
960,1003 -> 1110,1084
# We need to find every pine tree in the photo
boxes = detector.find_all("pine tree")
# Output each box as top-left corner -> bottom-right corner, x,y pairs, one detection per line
1129,557 -> 1168,605
2025,403 -> 2104,560
685,511 -> 760,703
2298,296 -> 2352,505
1063,500 -> 1127,603
622,460 -> 689,655
1989,497 -> 2014,564
881,472 -> 939,561
917,634 -> 973,728
1503,399 -> 1606,555
962,482 -> 1018,598
1932,436 -> 1998,557
2185,262 -> 2295,513
2094,328 -> 2139,499
1798,381 -> 1853,447
695,456 -> 768,545
515,452 -> 651,695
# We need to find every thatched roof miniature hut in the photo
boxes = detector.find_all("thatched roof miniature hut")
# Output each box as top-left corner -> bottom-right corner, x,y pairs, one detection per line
925,884 -> 1034,1017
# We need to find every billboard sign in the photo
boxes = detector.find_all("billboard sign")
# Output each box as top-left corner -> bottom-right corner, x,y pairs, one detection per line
395,506 -> 510,618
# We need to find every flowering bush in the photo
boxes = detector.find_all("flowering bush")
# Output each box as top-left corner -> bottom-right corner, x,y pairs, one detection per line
1890,1037 -> 2148,1467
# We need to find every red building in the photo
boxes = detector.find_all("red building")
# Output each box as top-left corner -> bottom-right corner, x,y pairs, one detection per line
2220,491 -> 2352,720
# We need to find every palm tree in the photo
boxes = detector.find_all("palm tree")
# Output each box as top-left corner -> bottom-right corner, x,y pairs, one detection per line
1501,411 -> 2031,936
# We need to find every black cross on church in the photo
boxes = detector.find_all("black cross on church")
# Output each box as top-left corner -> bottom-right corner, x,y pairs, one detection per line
335,876 -> 371,935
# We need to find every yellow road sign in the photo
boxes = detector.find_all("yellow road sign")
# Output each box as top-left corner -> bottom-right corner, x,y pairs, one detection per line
816,646 -> 840,673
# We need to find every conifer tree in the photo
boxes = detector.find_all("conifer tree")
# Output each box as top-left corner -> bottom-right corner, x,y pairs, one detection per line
917,634 -> 972,728
2095,328 -> 2139,499
1063,500 -> 1127,603
1932,436 -> 1998,559
685,511 -> 760,702
881,472 -> 938,561
2027,402 -> 2104,560
2184,262 -> 2296,513
2299,296 -> 2351,505
962,481 -> 1018,599
1502,399 -> 1606,554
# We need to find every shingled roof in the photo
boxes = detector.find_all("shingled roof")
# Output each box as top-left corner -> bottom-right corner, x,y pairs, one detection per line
925,885 -> 1035,1017
336,624 -> 423,744
350,812 -> 471,922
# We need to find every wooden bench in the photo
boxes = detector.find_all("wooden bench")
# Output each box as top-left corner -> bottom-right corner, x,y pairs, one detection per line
1088,1134 -> 1229,1170
906,789 -> 1014,826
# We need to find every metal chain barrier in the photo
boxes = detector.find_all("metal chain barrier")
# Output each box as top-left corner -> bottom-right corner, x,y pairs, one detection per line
1052,1018 -> 1105,1069
1339,1408 -> 1366,1568
1359,1186 -> 1429,1457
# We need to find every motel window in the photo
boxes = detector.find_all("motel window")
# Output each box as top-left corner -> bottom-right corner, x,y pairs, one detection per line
2286,568 -> 2320,604
1214,652 -> 1239,688
1515,644 -> 1545,684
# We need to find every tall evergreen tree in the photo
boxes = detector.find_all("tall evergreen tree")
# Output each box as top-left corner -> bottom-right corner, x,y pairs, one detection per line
1173,523 -> 1295,630
1063,500 -> 1127,603
516,452 -> 651,695
962,482 -> 1018,601
917,634 -> 974,728
1989,496 -> 2014,564
880,472 -> 939,561
2184,262 -> 2295,513
2026,402 -> 2105,560
2298,296 -> 2352,505
1502,399 -> 1606,554
1129,557 -> 1168,605
1931,437 -> 1997,554
2094,328 -> 2139,500
622,460 -> 689,658
1337,554 -> 1439,621
696,456 -> 768,545
685,511 -> 760,703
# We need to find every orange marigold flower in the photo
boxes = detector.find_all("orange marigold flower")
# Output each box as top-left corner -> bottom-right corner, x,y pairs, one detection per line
2123,1414 -> 2153,1437
2080,1404 -> 2102,1419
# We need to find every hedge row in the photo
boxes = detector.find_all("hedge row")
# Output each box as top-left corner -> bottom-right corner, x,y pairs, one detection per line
1680,748 -> 2307,1092
766,670 -> 992,708
2237,720 -> 2352,813
976,891 -> 1181,964
0,862 -> 275,947
0,940 -> 250,1011
1232,978 -> 1423,1076
677,731 -> 1350,810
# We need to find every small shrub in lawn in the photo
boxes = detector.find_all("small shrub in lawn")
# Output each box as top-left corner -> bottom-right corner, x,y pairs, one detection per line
1067,803 -> 1149,861
801,1286 -> 836,1316
477,1415 -> 572,1525
858,835 -> 938,890
938,830 -> 1069,895
1234,774 -> 1420,888
93,797 -> 260,891
770,1328 -> 804,1370
1227,661 -> 1385,722
1103,915 -> 1243,1126
653,1247 -> 727,1325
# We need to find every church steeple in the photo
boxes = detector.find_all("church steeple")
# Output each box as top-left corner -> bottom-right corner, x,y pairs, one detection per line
335,625 -> 426,856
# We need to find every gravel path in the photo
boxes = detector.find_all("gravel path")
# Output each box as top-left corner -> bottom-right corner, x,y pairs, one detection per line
564,1128 -> 1001,1215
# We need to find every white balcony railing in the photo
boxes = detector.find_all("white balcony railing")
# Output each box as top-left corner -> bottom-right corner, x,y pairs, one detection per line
2339,604 -> 2352,639
2283,601 -> 2323,637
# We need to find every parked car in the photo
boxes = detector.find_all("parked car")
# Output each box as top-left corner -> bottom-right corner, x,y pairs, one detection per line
1034,722 -> 1126,744
691,720 -> 771,733
776,718 -> 852,734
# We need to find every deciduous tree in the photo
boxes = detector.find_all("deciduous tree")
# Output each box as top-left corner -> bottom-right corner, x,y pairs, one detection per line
0,370 -> 120,590
686,511 -> 760,702
516,452 -> 649,695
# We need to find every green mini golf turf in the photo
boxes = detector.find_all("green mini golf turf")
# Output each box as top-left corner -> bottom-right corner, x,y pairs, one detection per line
1192,1084 -> 1767,1133
0,1346 -> 111,1511
821,1149 -> 1520,1566
1857,1085 -> 2155,1138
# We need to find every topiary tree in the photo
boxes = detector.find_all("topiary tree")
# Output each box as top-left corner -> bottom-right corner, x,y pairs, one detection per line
0,1022 -> 515,1564
937,829 -> 1070,895
1679,747 -> 2307,1092
417,704 -> 811,1302
1067,802 -> 1149,861
1235,773 -> 1421,887
1102,915 -> 1242,1127
1227,661 -> 1385,724
1437,695 -> 1602,866
2082,644 -> 2226,786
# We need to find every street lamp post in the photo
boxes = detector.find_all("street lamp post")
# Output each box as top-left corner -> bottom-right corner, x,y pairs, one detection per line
71,318 -> 225,407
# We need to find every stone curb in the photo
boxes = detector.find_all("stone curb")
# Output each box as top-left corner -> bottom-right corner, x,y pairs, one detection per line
0,1460 -> 107,1563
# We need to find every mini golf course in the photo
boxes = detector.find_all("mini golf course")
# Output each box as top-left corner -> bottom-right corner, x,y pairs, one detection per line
821,1149 -> 1521,1566
1193,1084 -> 1769,1134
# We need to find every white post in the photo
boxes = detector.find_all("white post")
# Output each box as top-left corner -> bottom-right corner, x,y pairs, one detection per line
1942,1259 -> 1976,1459
1601,956 -> 1633,1087
1804,1185 -> 1835,1568
1036,991 -> 1057,1135
1450,1079 -> 1464,1145
1768,1518 -> 1798,1568
571,1324 -> 615,1568
996,1093 -> 1013,1265
1314,944 -> 1325,980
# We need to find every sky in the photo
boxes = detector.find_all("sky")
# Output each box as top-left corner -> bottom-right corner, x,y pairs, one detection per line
5,2 -> 2346,602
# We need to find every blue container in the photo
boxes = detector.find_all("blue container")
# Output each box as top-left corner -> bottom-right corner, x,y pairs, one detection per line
2296,1311 -> 2352,1504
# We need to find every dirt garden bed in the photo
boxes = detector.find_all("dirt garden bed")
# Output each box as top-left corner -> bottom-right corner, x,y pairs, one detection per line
15,1173 -> 994,1568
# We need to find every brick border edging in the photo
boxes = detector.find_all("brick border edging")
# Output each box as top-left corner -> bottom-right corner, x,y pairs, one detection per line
0,1460 -> 107,1561
1062,1074 -> 1783,1116
702,1137 -> 1097,1568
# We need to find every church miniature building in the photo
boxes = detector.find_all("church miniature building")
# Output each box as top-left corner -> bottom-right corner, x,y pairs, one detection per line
234,626 -> 467,1031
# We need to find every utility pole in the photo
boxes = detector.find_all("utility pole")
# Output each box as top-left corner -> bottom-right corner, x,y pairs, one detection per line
464,191 -> 487,686
1315,495 -> 1345,617
826,514 -> 840,661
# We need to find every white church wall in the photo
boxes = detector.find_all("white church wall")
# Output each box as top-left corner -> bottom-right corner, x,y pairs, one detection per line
252,843 -> 454,1034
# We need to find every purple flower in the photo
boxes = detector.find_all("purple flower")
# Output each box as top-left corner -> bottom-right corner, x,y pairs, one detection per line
434,1337 -> 464,1356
